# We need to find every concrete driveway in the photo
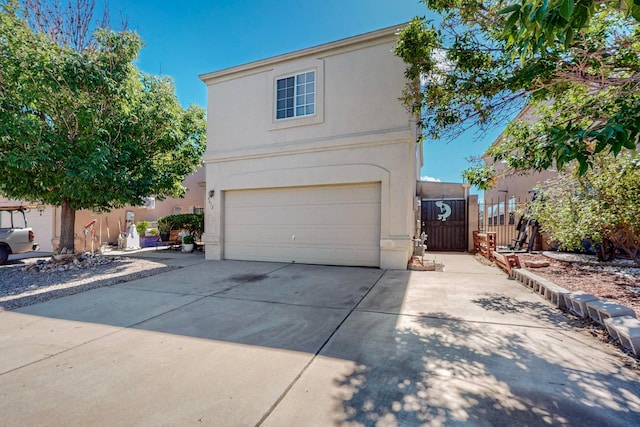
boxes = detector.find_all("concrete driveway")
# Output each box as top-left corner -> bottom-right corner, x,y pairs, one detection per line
1,253 -> 639,426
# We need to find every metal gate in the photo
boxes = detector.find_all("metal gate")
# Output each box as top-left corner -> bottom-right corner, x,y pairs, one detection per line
421,199 -> 467,251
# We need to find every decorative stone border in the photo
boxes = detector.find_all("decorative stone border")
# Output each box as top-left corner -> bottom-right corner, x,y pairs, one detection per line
512,268 -> 640,357
604,316 -> 640,356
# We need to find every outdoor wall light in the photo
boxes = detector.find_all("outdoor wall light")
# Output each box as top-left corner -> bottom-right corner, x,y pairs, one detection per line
208,190 -> 215,199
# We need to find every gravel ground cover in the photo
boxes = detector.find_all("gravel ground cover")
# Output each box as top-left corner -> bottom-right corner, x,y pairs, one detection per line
0,254 -> 178,311
519,252 -> 640,317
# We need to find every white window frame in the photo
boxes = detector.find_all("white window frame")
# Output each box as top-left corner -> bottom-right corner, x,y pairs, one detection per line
275,70 -> 316,120
270,60 -> 324,130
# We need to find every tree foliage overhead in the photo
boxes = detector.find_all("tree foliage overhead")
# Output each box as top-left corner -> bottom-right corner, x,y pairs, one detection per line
395,0 -> 640,188
0,0 -> 206,251
501,0 -> 640,56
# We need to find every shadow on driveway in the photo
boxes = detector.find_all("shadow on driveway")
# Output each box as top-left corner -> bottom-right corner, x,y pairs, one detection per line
2,256 -> 640,426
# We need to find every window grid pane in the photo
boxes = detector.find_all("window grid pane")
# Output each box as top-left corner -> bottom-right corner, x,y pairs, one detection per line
276,76 -> 295,119
276,71 -> 315,120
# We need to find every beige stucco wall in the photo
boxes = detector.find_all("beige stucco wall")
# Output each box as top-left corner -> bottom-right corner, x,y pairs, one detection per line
201,25 -> 419,269
467,194 -> 479,252
417,181 -> 468,200
484,165 -> 556,205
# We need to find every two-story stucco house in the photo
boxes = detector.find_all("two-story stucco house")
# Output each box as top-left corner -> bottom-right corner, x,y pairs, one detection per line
199,25 -> 422,269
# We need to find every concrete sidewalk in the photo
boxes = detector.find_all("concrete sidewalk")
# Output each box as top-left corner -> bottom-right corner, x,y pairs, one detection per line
1,252 -> 639,426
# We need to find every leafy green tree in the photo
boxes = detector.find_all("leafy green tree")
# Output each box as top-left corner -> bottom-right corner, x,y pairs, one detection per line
529,153 -> 640,266
500,0 -> 640,57
395,1 -> 639,187
0,1 -> 206,252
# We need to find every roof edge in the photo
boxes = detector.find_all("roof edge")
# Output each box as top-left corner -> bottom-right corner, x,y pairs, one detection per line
199,23 -> 408,83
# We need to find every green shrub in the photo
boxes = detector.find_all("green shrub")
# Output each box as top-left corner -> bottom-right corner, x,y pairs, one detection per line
530,153 -> 640,265
157,213 -> 204,239
136,220 -> 149,236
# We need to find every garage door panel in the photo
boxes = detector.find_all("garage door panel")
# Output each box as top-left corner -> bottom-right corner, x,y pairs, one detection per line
224,183 -> 380,267
224,243 -> 379,265
227,205 -> 379,227
226,224 -> 379,246
226,185 -> 374,206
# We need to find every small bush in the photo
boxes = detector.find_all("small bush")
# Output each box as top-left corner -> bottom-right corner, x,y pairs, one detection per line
157,213 -> 204,239
136,220 -> 149,236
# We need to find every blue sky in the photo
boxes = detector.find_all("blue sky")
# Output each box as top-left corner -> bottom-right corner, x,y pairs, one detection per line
106,0 -> 503,190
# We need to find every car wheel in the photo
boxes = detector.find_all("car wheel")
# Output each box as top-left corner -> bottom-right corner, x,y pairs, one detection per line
0,245 -> 9,264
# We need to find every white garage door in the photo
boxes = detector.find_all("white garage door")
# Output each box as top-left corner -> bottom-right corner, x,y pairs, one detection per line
28,207 -> 54,253
0,206 -> 54,252
224,183 -> 381,267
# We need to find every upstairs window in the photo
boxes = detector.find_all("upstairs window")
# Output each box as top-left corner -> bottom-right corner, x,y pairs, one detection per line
276,71 -> 315,120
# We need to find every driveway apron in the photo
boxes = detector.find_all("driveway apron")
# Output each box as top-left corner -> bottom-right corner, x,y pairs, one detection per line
1,254 -> 639,426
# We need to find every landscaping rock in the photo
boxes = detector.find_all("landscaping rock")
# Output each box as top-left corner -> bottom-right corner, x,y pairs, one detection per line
525,260 -> 550,268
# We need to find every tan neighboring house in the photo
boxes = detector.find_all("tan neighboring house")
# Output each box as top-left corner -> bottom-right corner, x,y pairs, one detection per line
482,105 -> 557,248
0,167 -> 205,253
199,25 -> 422,269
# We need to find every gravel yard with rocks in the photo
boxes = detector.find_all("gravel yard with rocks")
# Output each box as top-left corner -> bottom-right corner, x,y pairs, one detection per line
518,252 -> 640,317
0,253 -> 178,311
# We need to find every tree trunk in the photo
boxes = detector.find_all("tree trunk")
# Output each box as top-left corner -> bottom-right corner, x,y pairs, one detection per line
59,199 -> 76,253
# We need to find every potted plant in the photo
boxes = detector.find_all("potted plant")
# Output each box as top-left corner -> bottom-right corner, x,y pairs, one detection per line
137,221 -> 158,248
182,235 -> 195,252
141,227 -> 159,248
157,217 -> 174,242
136,220 -> 149,236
